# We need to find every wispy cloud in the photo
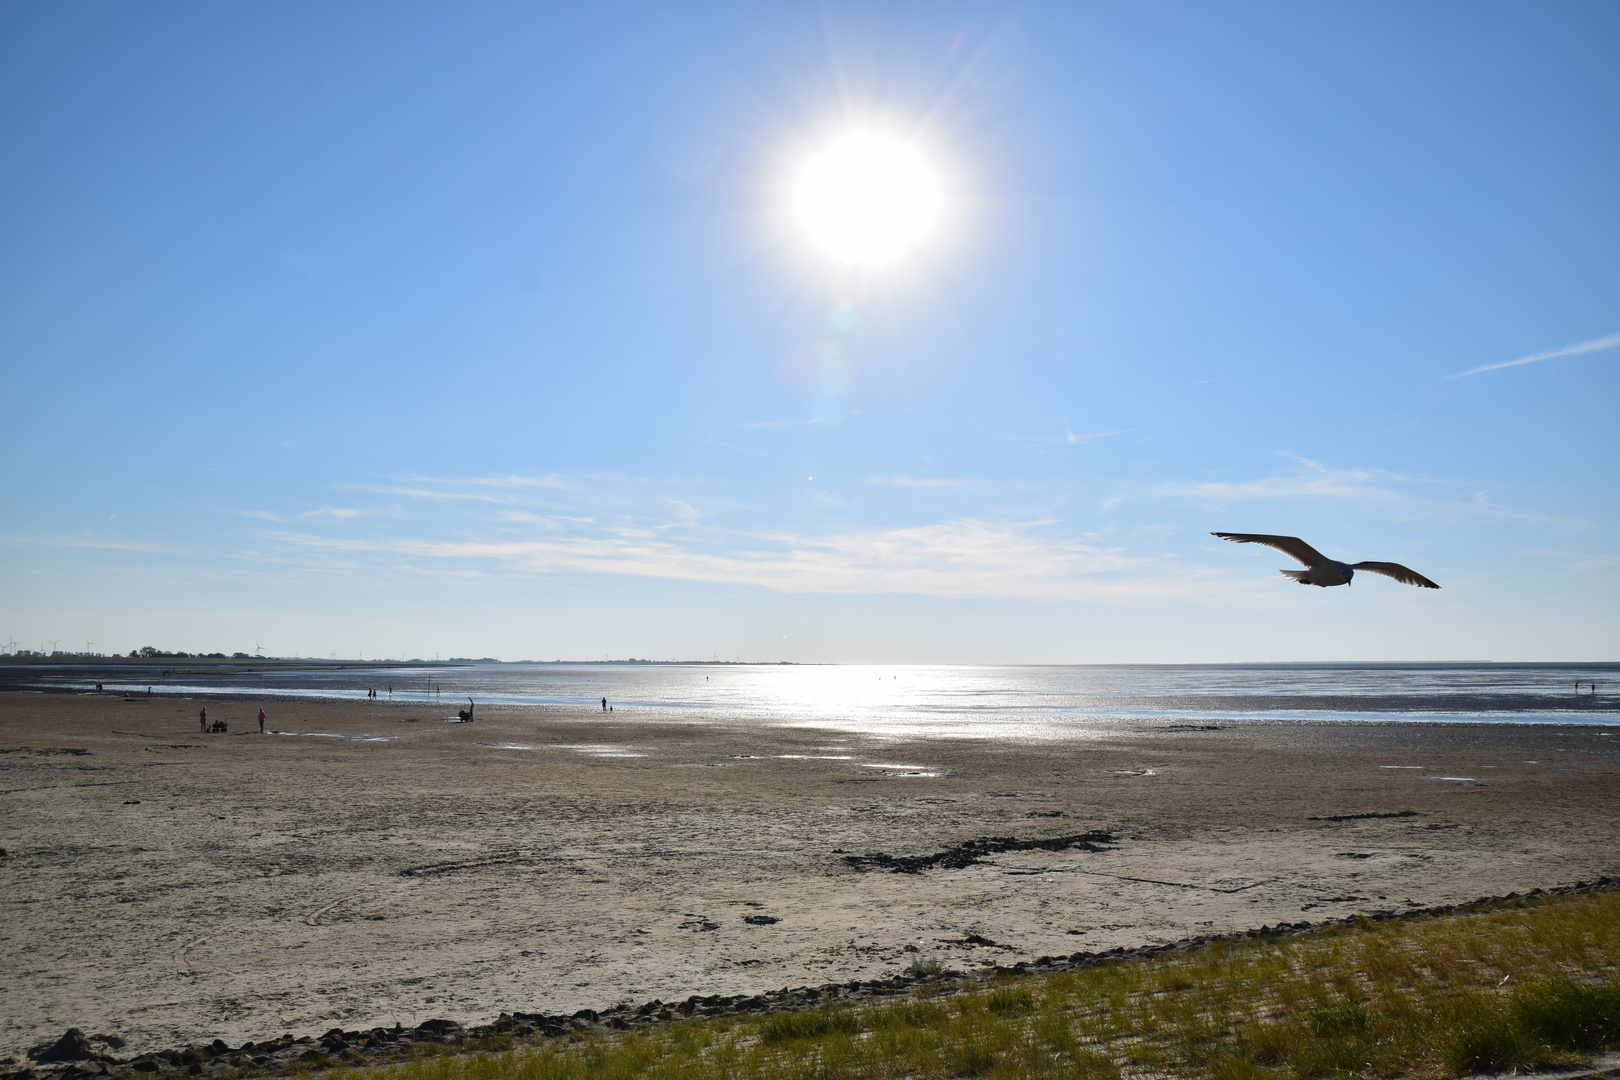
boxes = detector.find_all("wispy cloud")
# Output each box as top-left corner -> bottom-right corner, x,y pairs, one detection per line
991,428 -> 1129,452
230,464 -> 1586,607
300,507 -> 361,519
1449,331 -> 1620,379
1067,428 -> 1129,444
454,474 -> 571,490
264,518 -> 1232,604
1109,459 -> 1405,508
248,470 -> 1233,603
1110,456 -> 1585,529
353,485 -> 513,503
867,475 -> 982,489
0,533 -> 190,554
1520,547 -> 1620,573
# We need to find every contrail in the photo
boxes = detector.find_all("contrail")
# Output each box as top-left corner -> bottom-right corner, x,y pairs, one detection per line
1450,331 -> 1620,379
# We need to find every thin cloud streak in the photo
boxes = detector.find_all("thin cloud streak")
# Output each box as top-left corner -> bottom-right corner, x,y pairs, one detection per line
868,475 -> 982,489
0,533 -> 190,555
266,519 -> 1236,605
1067,428 -> 1129,444
1109,461 -> 1585,529
990,428 -> 1129,451
1141,467 -> 1401,504
1449,331 -> 1620,379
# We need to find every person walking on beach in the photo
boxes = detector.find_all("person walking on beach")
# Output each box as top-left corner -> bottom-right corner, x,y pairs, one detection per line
601,696 -> 607,712
258,708 -> 266,733
199,707 -> 207,733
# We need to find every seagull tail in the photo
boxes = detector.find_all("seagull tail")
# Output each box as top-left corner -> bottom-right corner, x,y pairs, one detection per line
1279,570 -> 1310,584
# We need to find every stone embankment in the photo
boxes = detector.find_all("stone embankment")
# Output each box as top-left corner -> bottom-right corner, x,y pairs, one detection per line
7,879 -> 1613,1080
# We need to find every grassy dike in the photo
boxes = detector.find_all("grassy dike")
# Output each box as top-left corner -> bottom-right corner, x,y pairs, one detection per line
330,890 -> 1620,1080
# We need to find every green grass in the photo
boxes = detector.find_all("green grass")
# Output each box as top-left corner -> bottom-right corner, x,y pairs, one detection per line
321,890 -> 1620,1080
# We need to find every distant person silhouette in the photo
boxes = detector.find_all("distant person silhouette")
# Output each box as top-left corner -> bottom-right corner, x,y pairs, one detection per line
601,697 -> 607,712
199,708 -> 207,733
258,708 -> 266,733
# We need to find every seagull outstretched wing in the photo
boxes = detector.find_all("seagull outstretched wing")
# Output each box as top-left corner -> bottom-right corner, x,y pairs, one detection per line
1348,561 -> 1441,589
1210,533 -> 1329,568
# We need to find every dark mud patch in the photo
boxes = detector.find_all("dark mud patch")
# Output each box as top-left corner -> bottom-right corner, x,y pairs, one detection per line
940,933 -> 1010,949
843,831 -> 1116,874
1309,810 -> 1419,822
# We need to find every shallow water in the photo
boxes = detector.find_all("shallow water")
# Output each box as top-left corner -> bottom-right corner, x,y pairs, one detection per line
12,660 -> 1618,740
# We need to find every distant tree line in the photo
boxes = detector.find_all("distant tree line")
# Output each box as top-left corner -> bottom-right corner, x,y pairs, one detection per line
128,646 -> 238,659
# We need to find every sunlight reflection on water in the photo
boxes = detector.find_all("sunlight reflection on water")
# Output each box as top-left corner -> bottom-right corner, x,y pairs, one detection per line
38,660 -> 1620,741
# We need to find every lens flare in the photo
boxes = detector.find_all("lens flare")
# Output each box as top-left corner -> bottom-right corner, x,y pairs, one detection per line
789,127 -> 944,270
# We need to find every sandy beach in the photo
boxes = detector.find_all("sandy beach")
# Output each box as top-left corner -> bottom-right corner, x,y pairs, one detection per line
2,690 -> 1617,1060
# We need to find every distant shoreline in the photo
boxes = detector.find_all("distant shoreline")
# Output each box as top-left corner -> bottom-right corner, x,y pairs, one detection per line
0,656 -> 804,668
2,656 -> 1617,669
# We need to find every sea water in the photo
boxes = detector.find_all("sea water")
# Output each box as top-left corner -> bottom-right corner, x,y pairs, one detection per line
14,661 -> 1619,740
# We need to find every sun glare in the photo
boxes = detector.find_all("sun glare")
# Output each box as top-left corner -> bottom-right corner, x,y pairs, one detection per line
789,127 -> 945,271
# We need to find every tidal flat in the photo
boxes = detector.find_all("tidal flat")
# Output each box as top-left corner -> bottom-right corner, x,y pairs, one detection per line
1,692 -> 1616,1060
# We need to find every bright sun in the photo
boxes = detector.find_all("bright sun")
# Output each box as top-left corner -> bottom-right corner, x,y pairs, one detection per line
789,127 -> 945,271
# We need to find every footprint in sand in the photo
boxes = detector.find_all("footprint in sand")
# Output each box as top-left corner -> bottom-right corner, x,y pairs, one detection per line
175,936 -> 207,974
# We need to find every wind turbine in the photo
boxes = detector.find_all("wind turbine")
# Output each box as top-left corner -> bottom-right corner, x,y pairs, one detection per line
254,642 -> 264,658
48,639 -> 60,656
84,639 -> 95,655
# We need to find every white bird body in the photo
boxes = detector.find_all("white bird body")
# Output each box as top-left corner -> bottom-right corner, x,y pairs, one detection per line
1211,533 -> 1440,590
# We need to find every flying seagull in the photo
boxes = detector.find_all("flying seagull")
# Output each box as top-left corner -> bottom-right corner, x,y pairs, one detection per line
1212,533 -> 1440,589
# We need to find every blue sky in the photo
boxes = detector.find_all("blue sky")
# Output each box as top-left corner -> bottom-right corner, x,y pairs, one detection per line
2,1 -> 1616,663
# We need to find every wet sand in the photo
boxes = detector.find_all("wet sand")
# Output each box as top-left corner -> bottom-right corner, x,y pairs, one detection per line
2,691 -> 1617,1059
